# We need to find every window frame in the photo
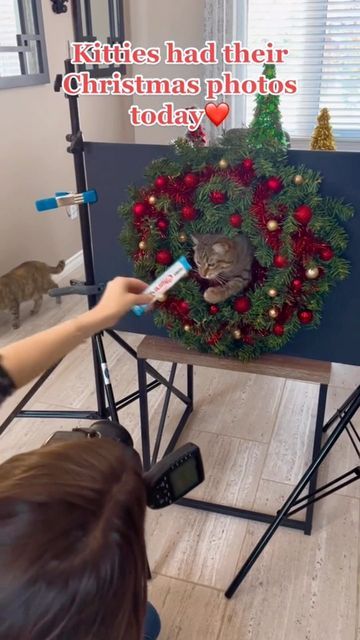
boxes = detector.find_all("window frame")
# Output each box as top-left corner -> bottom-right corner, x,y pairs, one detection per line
230,0 -> 360,151
0,0 -> 49,90
71,0 -> 126,77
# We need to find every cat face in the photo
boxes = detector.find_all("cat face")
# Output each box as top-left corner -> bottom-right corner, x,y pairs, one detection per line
192,234 -> 236,279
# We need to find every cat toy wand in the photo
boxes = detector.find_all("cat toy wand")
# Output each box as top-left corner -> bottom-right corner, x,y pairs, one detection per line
35,190 -> 97,212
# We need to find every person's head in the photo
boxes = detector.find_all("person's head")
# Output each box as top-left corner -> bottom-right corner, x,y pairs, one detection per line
0,438 -> 147,640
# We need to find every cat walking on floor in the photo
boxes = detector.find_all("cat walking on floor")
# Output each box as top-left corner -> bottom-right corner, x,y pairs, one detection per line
192,234 -> 254,304
0,260 -> 65,329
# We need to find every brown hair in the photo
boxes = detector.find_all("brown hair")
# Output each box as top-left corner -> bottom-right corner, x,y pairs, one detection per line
0,438 -> 147,640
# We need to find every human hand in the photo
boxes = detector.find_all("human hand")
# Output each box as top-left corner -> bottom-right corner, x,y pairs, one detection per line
90,277 -> 154,330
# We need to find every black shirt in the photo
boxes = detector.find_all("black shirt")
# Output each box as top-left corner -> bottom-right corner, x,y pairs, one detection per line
0,363 -> 15,406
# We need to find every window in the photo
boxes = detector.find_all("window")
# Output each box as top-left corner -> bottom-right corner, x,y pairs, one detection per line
71,0 -> 126,77
233,0 -> 360,146
0,0 -> 49,89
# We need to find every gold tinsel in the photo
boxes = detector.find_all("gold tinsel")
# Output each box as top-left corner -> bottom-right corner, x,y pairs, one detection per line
310,108 -> 336,151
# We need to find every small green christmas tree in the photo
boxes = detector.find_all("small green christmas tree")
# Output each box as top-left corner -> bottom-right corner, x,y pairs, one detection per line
248,64 -> 288,151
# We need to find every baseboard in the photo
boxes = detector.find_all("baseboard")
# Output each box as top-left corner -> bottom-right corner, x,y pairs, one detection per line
55,250 -> 84,281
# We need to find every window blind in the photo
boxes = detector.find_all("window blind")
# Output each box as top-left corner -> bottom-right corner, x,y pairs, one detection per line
243,0 -> 360,140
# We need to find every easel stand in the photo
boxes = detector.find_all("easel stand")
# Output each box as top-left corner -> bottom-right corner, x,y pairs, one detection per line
136,336 -> 360,598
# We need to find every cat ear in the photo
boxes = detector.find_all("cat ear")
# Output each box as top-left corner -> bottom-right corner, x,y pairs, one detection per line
191,234 -> 199,246
212,242 -> 227,256
212,241 -> 230,256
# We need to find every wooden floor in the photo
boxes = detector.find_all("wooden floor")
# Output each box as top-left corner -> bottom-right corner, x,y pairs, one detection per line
0,267 -> 359,640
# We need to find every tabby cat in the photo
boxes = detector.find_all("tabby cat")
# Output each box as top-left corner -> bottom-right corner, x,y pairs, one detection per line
192,234 -> 253,304
0,260 -> 65,329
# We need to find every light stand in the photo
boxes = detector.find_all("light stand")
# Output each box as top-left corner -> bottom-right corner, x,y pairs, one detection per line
0,58 -> 169,435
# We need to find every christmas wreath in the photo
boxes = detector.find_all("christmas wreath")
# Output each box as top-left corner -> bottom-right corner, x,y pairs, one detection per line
120,69 -> 354,361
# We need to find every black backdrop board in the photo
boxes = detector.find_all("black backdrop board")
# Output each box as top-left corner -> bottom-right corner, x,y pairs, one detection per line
85,143 -> 360,366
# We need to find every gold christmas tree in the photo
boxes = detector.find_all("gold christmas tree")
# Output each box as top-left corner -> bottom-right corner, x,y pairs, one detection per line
310,108 -> 336,151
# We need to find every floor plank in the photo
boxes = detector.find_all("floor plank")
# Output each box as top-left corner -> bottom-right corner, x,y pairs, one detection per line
146,504 -> 249,591
172,368 -> 286,443
148,574 -> 226,640
177,429 -> 267,509
220,495 -> 359,640
262,380 -> 319,485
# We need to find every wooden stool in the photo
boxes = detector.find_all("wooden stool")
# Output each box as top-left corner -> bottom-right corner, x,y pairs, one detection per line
137,335 -> 330,534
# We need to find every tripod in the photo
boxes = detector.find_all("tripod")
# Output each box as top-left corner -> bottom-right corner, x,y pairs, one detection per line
0,58 -> 166,436
225,385 -> 360,598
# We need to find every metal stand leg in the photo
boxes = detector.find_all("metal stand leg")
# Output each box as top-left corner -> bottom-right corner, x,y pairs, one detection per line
91,336 -> 108,419
94,333 -> 118,423
224,386 -> 360,599
152,363 -> 177,465
138,357 -> 151,471
187,365 -> 194,411
304,384 -> 328,535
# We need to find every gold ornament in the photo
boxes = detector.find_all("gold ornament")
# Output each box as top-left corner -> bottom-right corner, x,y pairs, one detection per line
179,232 -> 188,243
268,288 -> 278,298
306,266 -> 319,280
269,307 -> 279,319
138,240 -> 146,250
232,329 -> 242,340
219,158 -> 228,169
266,220 -> 279,232
294,174 -> 304,186
156,293 -> 167,303
148,195 -> 157,205
184,324 -> 191,333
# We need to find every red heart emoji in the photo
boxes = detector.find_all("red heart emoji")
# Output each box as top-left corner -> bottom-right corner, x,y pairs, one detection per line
205,102 -> 230,127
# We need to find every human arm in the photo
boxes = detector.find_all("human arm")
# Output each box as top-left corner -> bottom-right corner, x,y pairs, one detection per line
0,277 -> 153,390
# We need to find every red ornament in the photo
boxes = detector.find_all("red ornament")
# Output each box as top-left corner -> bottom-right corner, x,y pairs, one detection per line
210,191 -> 227,205
183,173 -> 199,189
291,278 -> 303,292
230,213 -> 243,228
242,158 -> 254,171
207,331 -> 222,346
156,249 -> 172,266
133,202 -> 147,217
320,246 -> 334,262
209,304 -> 219,315
181,205 -> 197,221
234,296 -> 251,313
154,176 -> 168,190
157,218 -> 169,233
178,300 -> 190,315
267,177 -> 283,194
298,310 -> 313,325
273,255 -> 288,268
273,324 -> 285,337
294,205 -> 313,225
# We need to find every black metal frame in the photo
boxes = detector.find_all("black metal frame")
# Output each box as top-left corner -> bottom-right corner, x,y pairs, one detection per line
137,353 -> 360,597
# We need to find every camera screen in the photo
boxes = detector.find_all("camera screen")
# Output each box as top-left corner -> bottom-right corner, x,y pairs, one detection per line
169,457 -> 199,498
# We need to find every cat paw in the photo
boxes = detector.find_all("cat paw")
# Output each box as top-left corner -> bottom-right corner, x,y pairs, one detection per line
204,288 -> 225,304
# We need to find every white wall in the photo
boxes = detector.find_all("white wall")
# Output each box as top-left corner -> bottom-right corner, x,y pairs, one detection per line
0,1 -> 133,273
127,0 -> 205,144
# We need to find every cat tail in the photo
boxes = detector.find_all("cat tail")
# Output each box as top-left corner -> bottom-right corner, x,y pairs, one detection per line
48,260 -> 65,274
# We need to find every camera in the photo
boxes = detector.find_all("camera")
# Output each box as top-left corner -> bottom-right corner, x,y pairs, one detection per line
44,420 -> 204,509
